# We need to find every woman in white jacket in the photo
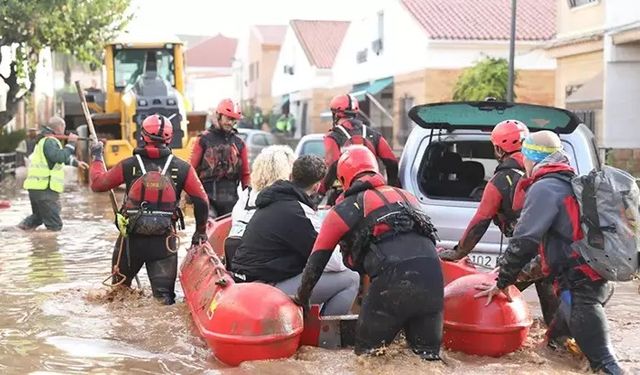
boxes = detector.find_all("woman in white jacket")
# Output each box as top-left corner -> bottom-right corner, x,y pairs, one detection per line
230,145 -> 296,239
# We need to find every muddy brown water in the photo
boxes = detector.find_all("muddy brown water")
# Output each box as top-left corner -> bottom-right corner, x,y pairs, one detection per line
0,178 -> 639,374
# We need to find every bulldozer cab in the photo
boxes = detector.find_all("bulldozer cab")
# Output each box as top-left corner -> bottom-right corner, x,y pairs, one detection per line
66,37 -> 207,168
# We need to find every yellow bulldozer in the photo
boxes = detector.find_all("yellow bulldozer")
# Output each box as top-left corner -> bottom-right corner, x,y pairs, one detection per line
66,36 -> 207,167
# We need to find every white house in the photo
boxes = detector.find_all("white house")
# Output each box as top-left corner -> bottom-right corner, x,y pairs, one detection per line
602,0 -> 640,149
184,34 -> 238,112
271,20 -> 350,135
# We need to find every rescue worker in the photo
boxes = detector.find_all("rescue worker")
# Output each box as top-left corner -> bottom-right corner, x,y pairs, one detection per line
318,94 -> 400,205
294,145 -> 443,359
18,116 -> 88,231
475,131 -> 623,374
274,112 -> 295,137
190,98 -> 250,217
89,114 -> 209,305
439,120 -> 559,326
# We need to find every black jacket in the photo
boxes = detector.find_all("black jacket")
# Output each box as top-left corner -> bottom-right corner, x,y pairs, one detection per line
231,180 -> 319,283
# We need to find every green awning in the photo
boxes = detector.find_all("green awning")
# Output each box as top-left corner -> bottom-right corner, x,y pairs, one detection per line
351,77 -> 393,100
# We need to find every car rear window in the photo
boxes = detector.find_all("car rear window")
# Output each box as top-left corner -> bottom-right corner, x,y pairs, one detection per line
419,140 -> 497,201
418,139 -> 580,201
409,101 -> 581,134
301,140 -> 325,157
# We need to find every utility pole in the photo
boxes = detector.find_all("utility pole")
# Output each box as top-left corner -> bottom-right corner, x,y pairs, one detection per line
507,0 -> 517,102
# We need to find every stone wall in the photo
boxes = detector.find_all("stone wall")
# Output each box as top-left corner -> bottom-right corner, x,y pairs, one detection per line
607,149 -> 640,177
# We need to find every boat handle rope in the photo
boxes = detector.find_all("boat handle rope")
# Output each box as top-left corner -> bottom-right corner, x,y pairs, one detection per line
202,243 -> 229,287
102,236 -> 128,288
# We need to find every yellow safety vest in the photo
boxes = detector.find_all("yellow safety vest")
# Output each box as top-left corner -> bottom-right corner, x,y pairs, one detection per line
23,137 -> 65,193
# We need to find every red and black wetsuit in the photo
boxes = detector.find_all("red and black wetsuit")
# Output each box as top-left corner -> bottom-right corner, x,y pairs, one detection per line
296,173 -> 443,358
496,158 -> 621,373
90,145 -> 209,304
190,127 -> 250,217
458,153 -> 525,253
319,119 -> 399,197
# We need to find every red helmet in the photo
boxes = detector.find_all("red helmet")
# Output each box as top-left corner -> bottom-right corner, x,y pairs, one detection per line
330,94 -> 359,119
216,98 -> 242,120
141,114 -> 173,144
337,145 -> 380,189
491,120 -> 529,153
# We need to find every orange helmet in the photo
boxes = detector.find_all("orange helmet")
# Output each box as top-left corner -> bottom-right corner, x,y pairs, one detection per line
330,94 -> 359,119
216,98 -> 242,120
141,114 -> 173,144
491,120 -> 529,153
337,145 -> 380,189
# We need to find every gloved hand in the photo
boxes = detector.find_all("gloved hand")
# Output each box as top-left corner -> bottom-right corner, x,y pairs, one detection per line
90,140 -> 104,161
191,231 -> 208,246
438,245 -> 462,261
291,294 -> 310,318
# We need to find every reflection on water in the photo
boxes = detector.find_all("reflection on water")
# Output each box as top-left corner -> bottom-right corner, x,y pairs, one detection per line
0,177 -> 638,374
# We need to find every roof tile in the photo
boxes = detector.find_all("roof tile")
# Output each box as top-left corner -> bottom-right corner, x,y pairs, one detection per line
185,34 -> 238,68
401,0 -> 555,41
290,20 -> 350,69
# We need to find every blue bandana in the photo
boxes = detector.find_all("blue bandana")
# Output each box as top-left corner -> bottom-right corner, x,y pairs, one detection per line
521,136 -> 562,163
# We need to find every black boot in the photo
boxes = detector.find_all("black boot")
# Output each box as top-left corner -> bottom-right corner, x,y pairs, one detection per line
412,348 -> 441,361
596,361 -> 624,375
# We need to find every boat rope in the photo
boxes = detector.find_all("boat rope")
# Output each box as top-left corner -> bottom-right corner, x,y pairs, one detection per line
102,236 -> 127,287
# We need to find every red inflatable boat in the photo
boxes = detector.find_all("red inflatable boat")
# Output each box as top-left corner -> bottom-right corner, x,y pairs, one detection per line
439,256 -> 532,357
190,215 -> 532,360
180,243 -> 303,366
205,214 -> 232,258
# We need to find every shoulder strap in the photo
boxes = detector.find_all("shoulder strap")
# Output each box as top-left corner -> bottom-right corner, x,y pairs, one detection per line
161,155 -> 174,175
135,154 -> 147,174
362,125 -> 367,139
336,125 -> 351,140
244,186 -> 256,210
370,188 -> 391,206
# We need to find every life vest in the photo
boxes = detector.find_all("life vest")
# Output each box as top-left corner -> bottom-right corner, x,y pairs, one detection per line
492,158 -> 525,236
327,120 -> 379,155
197,129 -> 245,182
339,187 -> 438,275
23,137 -> 65,193
122,155 -> 183,236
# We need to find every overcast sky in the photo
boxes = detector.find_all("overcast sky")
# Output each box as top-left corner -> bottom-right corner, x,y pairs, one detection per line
128,0 -> 373,37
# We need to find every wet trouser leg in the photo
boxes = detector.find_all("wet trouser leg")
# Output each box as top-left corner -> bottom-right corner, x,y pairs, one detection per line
111,234 -> 178,305
355,257 -> 444,359
19,190 -> 44,229
146,254 -> 178,305
21,189 -> 62,230
112,236 -> 145,287
549,280 -> 621,374
514,277 -> 559,327
205,180 -> 239,217
274,270 -> 360,315
36,190 -> 63,231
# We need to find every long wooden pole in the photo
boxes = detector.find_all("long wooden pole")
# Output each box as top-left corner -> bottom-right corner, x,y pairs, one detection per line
74,81 -> 118,214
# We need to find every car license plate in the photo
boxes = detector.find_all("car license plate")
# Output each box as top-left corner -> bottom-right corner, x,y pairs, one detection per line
467,253 -> 499,269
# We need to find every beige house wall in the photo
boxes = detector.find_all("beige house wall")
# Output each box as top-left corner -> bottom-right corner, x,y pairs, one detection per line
554,50 -> 603,107
556,0 -> 605,38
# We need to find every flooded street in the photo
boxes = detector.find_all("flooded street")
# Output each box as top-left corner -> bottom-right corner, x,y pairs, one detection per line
0,178 -> 639,374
